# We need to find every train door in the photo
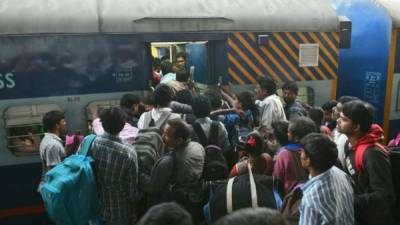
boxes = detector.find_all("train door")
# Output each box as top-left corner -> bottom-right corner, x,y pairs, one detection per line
185,42 -> 208,84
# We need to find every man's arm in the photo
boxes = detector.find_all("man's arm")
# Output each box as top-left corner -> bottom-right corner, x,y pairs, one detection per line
147,155 -> 174,193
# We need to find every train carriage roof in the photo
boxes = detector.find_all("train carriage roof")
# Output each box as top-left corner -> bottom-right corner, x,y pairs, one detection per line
0,0 -> 340,35
378,0 -> 400,28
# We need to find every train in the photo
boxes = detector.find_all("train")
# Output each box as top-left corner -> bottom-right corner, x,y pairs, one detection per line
0,0 -> 398,224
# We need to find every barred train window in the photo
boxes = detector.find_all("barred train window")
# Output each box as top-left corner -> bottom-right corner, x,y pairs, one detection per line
4,104 -> 62,156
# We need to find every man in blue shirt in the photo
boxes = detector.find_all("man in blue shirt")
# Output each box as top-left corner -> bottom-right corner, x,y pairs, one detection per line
299,133 -> 353,225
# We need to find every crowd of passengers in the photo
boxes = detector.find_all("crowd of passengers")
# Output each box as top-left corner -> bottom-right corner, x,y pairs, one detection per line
38,56 -> 398,225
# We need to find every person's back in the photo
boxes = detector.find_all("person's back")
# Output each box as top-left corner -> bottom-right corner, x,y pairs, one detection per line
273,117 -> 317,194
138,84 -> 180,130
255,78 -> 286,128
89,108 -> 138,225
191,95 -> 230,152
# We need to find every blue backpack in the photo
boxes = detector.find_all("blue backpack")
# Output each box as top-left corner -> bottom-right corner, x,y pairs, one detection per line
41,134 -> 100,225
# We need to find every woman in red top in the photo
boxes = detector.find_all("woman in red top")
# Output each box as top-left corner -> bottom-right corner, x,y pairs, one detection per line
230,131 -> 273,177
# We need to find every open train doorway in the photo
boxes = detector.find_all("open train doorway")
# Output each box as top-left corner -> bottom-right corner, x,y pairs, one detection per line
151,41 -> 208,85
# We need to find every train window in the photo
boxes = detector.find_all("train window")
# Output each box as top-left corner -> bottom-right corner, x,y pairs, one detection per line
4,104 -> 62,156
151,41 -> 209,84
86,100 -> 120,132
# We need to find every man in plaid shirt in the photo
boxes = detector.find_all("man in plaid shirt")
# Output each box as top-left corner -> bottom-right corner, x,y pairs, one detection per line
89,107 -> 138,225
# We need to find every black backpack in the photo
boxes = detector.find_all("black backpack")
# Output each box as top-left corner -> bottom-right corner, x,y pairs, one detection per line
193,121 -> 228,181
389,146 -> 400,222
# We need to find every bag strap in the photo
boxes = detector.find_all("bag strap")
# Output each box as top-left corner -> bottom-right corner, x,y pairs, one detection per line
208,121 -> 219,146
248,163 -> 258,208
155,112 -> 172,129
290,151 -> 307,182
193,122 -> 208,146
78,134 -> 96,156
226,163 -> 258,214
226,176 -> 235,213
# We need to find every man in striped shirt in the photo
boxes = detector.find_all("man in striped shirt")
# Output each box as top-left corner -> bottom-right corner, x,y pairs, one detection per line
299,133 -> 353,225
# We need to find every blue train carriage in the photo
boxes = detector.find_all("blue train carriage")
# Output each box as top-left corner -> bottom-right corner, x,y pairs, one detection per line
378,0 -> 400,140
0,0 -> 346,224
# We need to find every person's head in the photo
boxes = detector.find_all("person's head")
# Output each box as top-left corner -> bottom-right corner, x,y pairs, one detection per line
152,57 -> 161,72
288,117 -> 318,143
334,96 -> 359,119
173,89 -> 193,105
161,60 -> 173,75
321,100 -> 337,122
281,81 -> 298,104
271,120 -> 290,146
337,100 -> 373,136
120,93 -> 141,115
215,207 -> 288,225
154,84 -> 174,107
236,91 -> 256,111
176,69 -> 189,82
163,118 -> 191,149
99,107 -> 125,135
203,89 -> 222,110
300,133 -> 338,174
191,94 -> 211,118
42,110 -> 66,135
137,202 -> 193,225
244,131 -> 265,156
255,77 -> 277,100
175,52 -> 186,68
308,107 -> 324,127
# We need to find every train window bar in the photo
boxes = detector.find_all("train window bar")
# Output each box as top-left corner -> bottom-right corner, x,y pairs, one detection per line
4,104 -> 62,156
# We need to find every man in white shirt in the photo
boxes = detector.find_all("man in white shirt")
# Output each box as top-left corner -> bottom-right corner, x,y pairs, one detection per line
38,110 -> 67,191
138,84 -> 180,130
254,77 -> 286,128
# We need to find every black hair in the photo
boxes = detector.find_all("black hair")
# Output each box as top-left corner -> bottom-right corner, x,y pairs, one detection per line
338,95 -> 359,104
237,91 -> 256,111
308,107 -> 324,127
153,57 -> 161,69
166,118 -> 191,141
282,81 -> 299,95
203,89 -> 222,110
161,60 -> 173,75
137,202 -> 193,225
176,69 -> 189,82
191,94 -> 211,118
258,77 -> 277,96
301,133 -> 338,173
215,208 -> 288,225
99,107 -> 125,135
289,117 -> 318,143
244,131 -> 265,156
154,84 -> 174,107
42,110 -> 65,132
322,100 -> 338,111
173,89 -> 193,105
120,94 -> 140,109
363,102 -> 376,120
342,100 -> 373,133
271,120 -> 290,146
175,52 -> 187,61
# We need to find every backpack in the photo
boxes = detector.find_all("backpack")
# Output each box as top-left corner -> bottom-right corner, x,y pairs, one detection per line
40,134 -> 99,225
134,127 -> 165,192
388,146 -> 400,222
193,121 -> 228,181
280,183 -> 304,225
209,164 -> 279,222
